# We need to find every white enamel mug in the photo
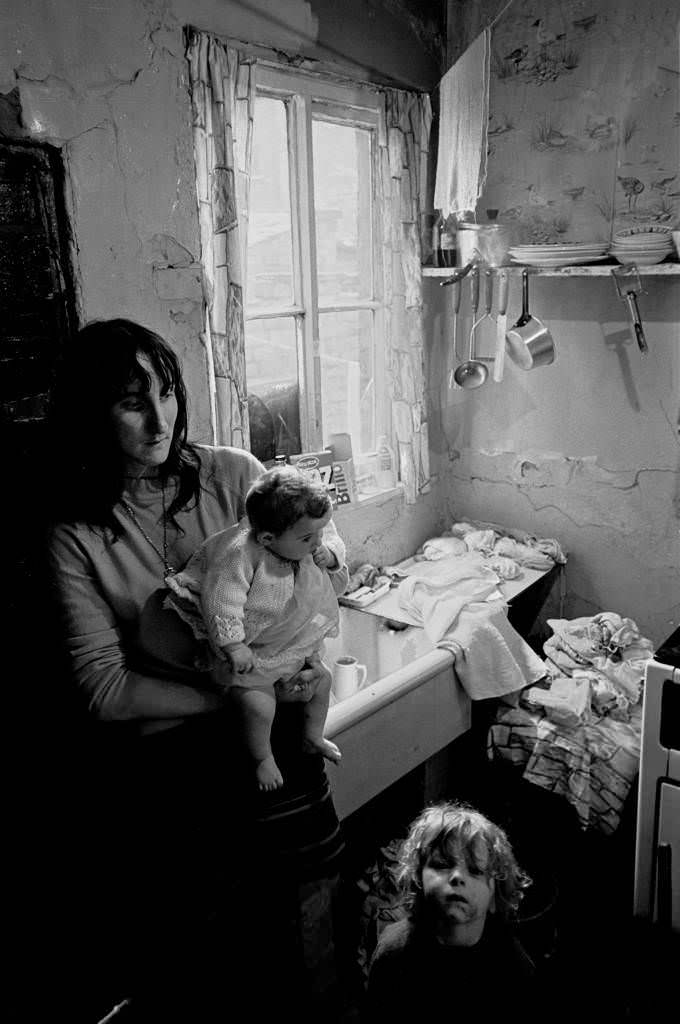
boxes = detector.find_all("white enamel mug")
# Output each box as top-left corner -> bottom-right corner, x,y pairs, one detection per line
332,656 -> 368,700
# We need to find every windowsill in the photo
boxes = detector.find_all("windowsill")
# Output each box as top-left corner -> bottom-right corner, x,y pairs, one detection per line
334,483 -> 404,514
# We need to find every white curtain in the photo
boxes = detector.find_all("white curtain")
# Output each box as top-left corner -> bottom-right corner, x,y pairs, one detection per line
187,30 -> 433,499
186,28 -> 256,448
377,88 -> 433,503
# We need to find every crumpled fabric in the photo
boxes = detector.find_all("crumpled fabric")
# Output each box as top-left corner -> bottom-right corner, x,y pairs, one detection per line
487,555 -> 522,580
463,529 -> 497,554
397,563 -> 501,643
493,536 -> 555,571
544,615 -> 653,704
421,536 -> 468,560
447,518 -> 567,565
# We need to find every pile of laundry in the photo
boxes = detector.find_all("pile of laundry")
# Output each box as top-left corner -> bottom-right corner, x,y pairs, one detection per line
418,518 -> 567,578
488,612 -> 653,835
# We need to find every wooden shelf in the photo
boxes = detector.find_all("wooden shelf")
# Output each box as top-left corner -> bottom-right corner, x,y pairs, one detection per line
423,262 -> 680,278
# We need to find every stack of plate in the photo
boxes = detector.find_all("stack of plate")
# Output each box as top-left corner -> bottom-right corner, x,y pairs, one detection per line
609,226 -> 673,266
508,242 -> 609,267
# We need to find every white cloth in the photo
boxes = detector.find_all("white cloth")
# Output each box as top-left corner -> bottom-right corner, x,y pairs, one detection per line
438,601 -> 548,701
397,560 -> 502,642
434,29 -> 490,218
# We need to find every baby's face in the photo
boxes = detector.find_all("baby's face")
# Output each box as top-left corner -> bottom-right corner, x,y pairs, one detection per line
266,510 -> 331,563
421,838 -> 495,932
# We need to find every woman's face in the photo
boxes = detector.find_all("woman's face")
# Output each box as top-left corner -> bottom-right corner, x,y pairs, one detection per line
110,355 -> 178,475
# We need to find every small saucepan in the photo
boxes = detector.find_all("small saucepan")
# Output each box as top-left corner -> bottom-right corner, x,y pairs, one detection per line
505,268 -> 556,370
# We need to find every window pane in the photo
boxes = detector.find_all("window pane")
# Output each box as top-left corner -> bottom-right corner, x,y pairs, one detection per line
319,310 -> 375,455
312,120 -> 373,304
246,97 -> 294,312
245,318 -> 301,461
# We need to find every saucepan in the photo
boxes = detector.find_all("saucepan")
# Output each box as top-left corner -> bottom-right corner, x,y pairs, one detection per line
505,268 -> 556,370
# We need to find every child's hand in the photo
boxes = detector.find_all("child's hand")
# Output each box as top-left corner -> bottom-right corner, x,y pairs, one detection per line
313,543 -> 336,570
224,642 -> 254,674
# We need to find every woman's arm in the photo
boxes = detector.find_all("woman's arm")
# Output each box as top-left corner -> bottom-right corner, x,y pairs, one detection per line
48,528 -> 227,723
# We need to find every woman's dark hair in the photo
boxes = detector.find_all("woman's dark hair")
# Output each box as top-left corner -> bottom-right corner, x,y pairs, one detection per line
246,466 -> 331,536
48,318 -> 201,532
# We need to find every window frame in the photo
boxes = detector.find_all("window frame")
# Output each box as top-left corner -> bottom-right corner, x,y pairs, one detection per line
245,63 -> 387,456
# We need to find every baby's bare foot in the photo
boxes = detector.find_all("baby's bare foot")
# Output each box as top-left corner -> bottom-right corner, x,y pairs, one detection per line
255,755 -> 284,791
303,736 -> 342,763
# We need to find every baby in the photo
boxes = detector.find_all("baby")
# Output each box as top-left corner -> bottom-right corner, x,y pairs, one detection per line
167,466 -> 348,791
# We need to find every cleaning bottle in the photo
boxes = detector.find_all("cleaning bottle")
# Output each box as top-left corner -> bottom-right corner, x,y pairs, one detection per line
376,435 -> 396,489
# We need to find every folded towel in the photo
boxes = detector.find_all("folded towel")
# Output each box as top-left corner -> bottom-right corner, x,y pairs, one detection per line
434,29 -> 490,218
438,601 -> 548,700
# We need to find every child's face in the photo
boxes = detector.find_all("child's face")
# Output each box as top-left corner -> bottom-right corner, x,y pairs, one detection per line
264,510 -> 332,562
421,838 -> 495,933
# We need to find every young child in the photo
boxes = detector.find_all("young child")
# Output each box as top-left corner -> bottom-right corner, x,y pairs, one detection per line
364,802 -> 535,1022
166,466 -> 348,791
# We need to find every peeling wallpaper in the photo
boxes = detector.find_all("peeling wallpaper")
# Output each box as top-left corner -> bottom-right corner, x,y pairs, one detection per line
481,0 -> 679,242
428,0 -> 679,645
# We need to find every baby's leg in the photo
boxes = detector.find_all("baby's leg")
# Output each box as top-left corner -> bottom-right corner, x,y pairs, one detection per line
230,685 -> 283,791
301,667 -> 341,764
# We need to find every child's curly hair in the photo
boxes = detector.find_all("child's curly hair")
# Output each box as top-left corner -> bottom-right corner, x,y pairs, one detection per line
246,466 -> 331,536
396,801 -> 531,923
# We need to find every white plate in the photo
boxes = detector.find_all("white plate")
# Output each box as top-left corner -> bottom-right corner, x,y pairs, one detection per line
510,254 -> 611,267
611,252 -> 669,266
510,244 -> 607,253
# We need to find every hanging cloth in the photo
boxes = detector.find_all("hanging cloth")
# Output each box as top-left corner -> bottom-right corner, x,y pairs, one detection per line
434,28 -> 490,219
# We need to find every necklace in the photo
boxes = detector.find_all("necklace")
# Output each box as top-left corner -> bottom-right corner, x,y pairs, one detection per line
120,485 -> 176,581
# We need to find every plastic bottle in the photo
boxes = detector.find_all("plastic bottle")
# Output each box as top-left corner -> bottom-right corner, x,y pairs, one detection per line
376,435 -> 396,489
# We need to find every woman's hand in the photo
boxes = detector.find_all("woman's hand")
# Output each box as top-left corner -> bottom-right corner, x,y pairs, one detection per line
275,655 -> 328,703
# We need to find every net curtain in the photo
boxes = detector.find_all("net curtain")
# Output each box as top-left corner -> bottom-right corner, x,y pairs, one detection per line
187,28 -> 433,502
377,88 -> 432,502
186,28 -> 254,448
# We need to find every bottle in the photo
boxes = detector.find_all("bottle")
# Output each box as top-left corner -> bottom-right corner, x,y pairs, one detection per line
376,435 -> 396,490
431,212 -> 444,267
440,217 -> 457,267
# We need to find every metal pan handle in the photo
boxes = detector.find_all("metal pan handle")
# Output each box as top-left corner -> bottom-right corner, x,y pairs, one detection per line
626,291 -> 648,354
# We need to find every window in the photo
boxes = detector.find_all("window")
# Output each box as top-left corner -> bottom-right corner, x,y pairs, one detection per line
245,67 -> 386,466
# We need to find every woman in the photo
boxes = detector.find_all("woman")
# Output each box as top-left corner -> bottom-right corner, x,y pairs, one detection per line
46,319 -> 345,1023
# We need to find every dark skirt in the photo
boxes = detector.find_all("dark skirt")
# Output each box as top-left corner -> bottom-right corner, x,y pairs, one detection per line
70,703 -> 345,1021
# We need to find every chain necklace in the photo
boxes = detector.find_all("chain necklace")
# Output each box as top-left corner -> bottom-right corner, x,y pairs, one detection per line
120,485 -> 176,581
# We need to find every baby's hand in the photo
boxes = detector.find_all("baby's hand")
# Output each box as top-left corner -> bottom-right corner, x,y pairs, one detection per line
312,543 -> 336,570
224,643 -> 254,674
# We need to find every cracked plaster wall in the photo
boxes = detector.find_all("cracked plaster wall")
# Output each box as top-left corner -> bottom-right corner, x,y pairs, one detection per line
430,1 -> 679,646
1,0 -> 445,568
426,273 -> 680,646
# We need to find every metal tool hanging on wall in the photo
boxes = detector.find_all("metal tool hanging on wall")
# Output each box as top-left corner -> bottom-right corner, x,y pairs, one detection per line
611,266 -> 649,354
448,278 -> 463,389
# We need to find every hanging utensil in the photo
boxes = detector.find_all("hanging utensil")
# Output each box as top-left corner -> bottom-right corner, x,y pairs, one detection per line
505,268 -> 556,370
611,266 -> 648,354
448,278 -> 463,389
453,266 -> 488,389
493,268 -> 509,382
439,261 -> 475,287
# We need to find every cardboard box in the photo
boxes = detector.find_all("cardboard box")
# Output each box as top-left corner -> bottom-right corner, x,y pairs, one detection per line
289,450 -> 337,503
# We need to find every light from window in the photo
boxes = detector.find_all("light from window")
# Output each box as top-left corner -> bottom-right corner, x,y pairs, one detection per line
245,70 -> 383,465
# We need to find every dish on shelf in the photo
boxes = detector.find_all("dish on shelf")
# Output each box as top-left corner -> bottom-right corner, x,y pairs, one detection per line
609,250 -> 670,266
510,254 -> 610,267
613,225 -> 671,240
508,242 -> 609,267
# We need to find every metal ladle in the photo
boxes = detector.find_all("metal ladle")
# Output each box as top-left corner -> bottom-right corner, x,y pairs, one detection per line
453,266 -> 489,389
